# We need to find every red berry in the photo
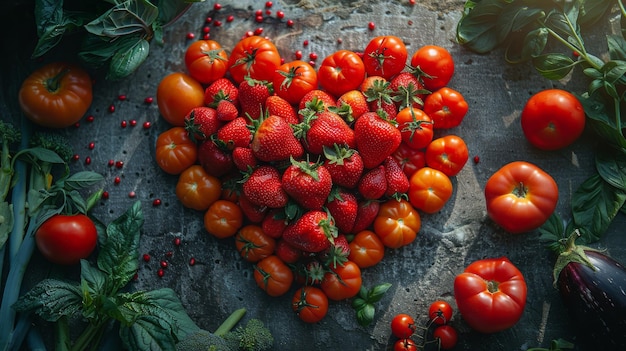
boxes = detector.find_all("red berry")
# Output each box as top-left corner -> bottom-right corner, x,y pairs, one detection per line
254,27 -> 264,35
160,260 -> 168,268
165,251 -> 173,257
205,17 -> 212,23
265,1 -> 273,7
88,142 -> 95,150
203,26 -> 210,34
74,122 -> 80,128
114,177 -> 121,185
186,32 -> 195,40
203,34 -> 210,40
72,154 -> 80,161
85,156 -> 91,165
189,257 -> 196,266
130,119 -> 137,127
108,159 -> 115,167
255,15 -> 263,23
409,0 -> 416,4
85,115 -> 94,123
115,161 -> 124,169
286,19 -> 294,27
173,237 -> 181,246
143,254 -> 151,262
309,52 -> 318,60
143,121 -> 152,129
108,104 -> 115,113
473,155 -> 480,164
157,269 -> 164,278
153,199 -> 162,206
213,3 -> 221,10
227,15 -> 234,22
120,120 -> 127,128
294,50 -> 303,60
276,10 -> 284,19
213,20 -> 222,27
118,94 -> 126,101
128,191 -> 136,198
102,191 -> 109,199
255,9 -> 263,16
144,96 -> 153,104
303,39 -> 309,46
368,22 -> 375,30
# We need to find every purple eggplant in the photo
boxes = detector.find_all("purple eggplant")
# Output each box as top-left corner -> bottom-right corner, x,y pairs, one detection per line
554,236 -> 626,349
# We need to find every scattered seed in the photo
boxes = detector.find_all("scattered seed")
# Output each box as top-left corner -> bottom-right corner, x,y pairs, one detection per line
303,39 -> 309,46
102,191 -> 109,199
108,159 -> 115,167
157,269 -> 164,278
128,191 -> 136,198
118,94 -> 127,101
153,199 -> 162,206
120,120 -> 127,128
203,26 -> 210,34
143,121 -> 152,129
143,254 -> 151,262
74,122 -> 80,128
144,96 -> 154,104
165,251 -> 173,258
186,32 -> 195,40
368,22 -> 375,30
173,237 -> 181,246
86,115 -> 95,122
213,3 -> 222,10
88,142 -> 95,150
254,27 -> 264,35
205,17 -> 212,23
130,119 -> 137,127
276,11 -> 284,19
226,15 -> 234,22
309,52 -> 318,61
286,19 -> 294,27
213,20 -> 222,27
265,1 -> 273,8
255,15 -> 263,23
203,34 -> 210,40
85,156 -> 91,165
189,257 -> 196,266
160,260 -> 168,268
108,104 -> 115,113
115,161 -> 124,169
114,177 -> 121,185
72,154 -> 80,161
473,155 -> 480,164
294,50 -> 303,60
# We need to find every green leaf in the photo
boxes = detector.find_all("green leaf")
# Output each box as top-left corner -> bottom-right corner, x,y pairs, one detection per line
119,314 -> 175,351
521,27 -> 548,61
17,147 -> 65,165
64,171 -> 104,190
571,173 -> 626,243
497,5 -> 544,43
607,35 -> 626,61
153,0 -> 193,27
532,53 -> 576,80
595,147 -> 626,191
356,304 -> 376,327
579,93 -> 626,149
538,213 -> 565,253
456,0 -> 513,54
84,0 -> 158,38
79,34 -> 123,68
13,279 -> 82,322
367,283 -> 392,303
107,37 -> 150,80
0,202 -> 13,249
579,0 -> 613,26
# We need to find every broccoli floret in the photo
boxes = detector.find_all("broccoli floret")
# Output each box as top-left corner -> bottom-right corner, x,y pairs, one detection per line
222,319 -> 274,351
29,131 -> 73,163
175,329 -> 232,351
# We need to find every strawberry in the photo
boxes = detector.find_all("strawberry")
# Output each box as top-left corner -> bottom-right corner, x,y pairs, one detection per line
251,114 -> 304,162
238,77 -> 271,120
242,165 -> 289,208
354,110 -> 402,169
275,239 -> 302,264
297,89 -> 337,121
358,165 -> 387,200
332,89 -> 370,123
204,77 -> 239,107
282,157 -> 333,210
326,187 -> 358,234
197,138 -> 234,177
383,156 -> 410,198
238,192 -> 268,223
282,210 -> 337,253
232,146 -> 258,171
184,107 -> 221,142
320,234 -> 350,269
351,199 -> 380,234
389,71 -> 428,110
261,208 -> 290,239
363,76 -> 397,120
265,95 -> 299,124
216,99 -> 239,122
294,103 -> 355,155
216,116 -> 251,151
322,144 -> 364,189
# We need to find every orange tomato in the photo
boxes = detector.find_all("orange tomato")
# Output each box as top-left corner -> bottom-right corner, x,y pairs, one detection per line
292,286 -> 329,323
348,230 -> 385,268
254,255 -> 294,297
175,165 -> 221,211
157,72 -> 204,126
204,200 -> 244,239
320,261 -> 362,301
155,127 -> 198,175
408,167 -> 453,214
235,225 -> 276,263
184,40 -> 229,84
373,199 -> 421,249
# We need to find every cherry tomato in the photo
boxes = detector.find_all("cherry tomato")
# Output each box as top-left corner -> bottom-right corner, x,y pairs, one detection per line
433,325 -> 458,350
423,87 -> 469,129
235,225 -> 276,263
272,60 -> 318,104
35,214 -> 97,265
254,255 -> 294,297
175,165 -> 221,211
184,39 -> 229,84
373,199 -> 421,249
292,286 -> 329,323
393,338 -> 418,351
363,36 -> 408,80
155,127 -> 198,175
392,141 -> 426,178
425,135 -> 469,177
484,161 -> 558,233
19,62 -> 92,128
454,257 -> 527,333
320,260 -> 362,301
390,313 -> 416,339
203,199 -> 244,239
408,167 -> 453,214
228,36 -> 281,84
157,72 -> 205,126
410,45 -> 455,91
395,107 -> 434,150
348,230 -> 385,268
521,89 -> 585,150
428,300 -> 453,325
317,50 -> 366,98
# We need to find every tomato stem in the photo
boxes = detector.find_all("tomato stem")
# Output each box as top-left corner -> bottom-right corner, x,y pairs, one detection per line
487,280 -> 499,293
513,182 -> 528,198
45,68 -> 70,93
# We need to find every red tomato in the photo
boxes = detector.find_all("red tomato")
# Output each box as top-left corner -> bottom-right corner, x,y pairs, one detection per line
228,36 -> 281,84
521,89 -> 585,150
348,230 -> 385,268
395,107 -> 434,150
320,261 -> 362,301
484,161 -> 558,233
423,87 -> 469,129
253,255 -> 294,297
155,127 -> 198,175
363,36 -> 408,79
408,167 -> 453,214
157,72 -> 205,126
392,142 -> 426,178
393,338 -> 419,351
410,45 -> 455,91
454,257 -> 527,333
425,135 -> 469,177
373,199 -> 421,249
428,300 -> 453,325
235,225 -> 276,263
292,286 -> 329,323
272,60 -> 318,104
175,165 -> 221,211
433,325 -> 458,350
390,313 -> 416,339
204,200 -> 244,239
184,40 -> 229,84
35,214 -> 97,265
317,50 -> 366,98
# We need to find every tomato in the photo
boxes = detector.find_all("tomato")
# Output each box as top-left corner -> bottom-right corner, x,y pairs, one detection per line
348,230 -> 385,268
392,142 -> 426,178
422,87 -> 469,129
395,107 -> 434,150
425,135 -> 469,177
35,214 -> 97,265
235,225 -> 276,263
454,257 -> 527,333
254,255 -> 294,297
428,300 -> 453,325
521,89 -> 586,150
393,338 -> 418,351
408,167 -> 453,214
155,127 -> 198,175
203,199 -> 244,239
317,50 -> 366,98
292,286 -> 329,323
363,36 -> 408,80
19,62 -> 92,128
390,313 -> 416,339
272,60 -> 318,105
228,36 -> 282,84
484,161 -> 558,233
175,165 -> 221,211
320,260 -> 362,301
184,39 -> 229,85
433,325 -> 458,350
410,45 -> 455,91
157,72 -> 205,126
373,199 -> 421,249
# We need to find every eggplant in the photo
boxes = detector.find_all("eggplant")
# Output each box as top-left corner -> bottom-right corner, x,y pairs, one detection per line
553,236 -> 626,349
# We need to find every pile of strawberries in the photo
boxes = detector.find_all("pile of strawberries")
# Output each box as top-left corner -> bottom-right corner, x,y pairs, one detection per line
155,33 -> 470,322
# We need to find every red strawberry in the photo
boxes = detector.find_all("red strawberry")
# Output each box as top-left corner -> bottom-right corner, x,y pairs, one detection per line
232,146 -> 257,171
282,158 -> 333,210
320,234 -> 350,269
238,192 -> 268,223
351,199 -> 380,234
204,77 -> 239,107
242,165 -> 289,208
354,110 -> 402,169
239,77 -> 271,120
266,95 -> 299,124
216,117 -> 251,151
275,239 -> 302,264
333,89 -> 370,123
384,156 -> 410,197
298,89 -> 337,120
282,210 -> 337,253
389,71 -> 428,110
184,107 -> 221,142
326,187 -> 358,234
197,139 -> 234,177
358,165 -> 387,200
216,99 -> 239,122
295,105 -> 355,155
251,114 -> 304,162
323,145 -> 364,189
261,208 -> 290,239
363,77 -> 397,120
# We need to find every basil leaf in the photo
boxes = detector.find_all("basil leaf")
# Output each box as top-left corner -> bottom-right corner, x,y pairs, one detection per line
356,304 -> 376,327
539,213 -> 565,253
579,0 -> 613,26
595,147 -> 626,191
579,93 -> 626,149
64,171 -> 104,190
85,0 -> 158,38
456,0 -> 511,54
367,283 -> 392,303
532,53 -> 576,80
108,37 -> 150,80
607,35 -> 626,61
13,279 -> 83,322
153,0 -> 194,27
